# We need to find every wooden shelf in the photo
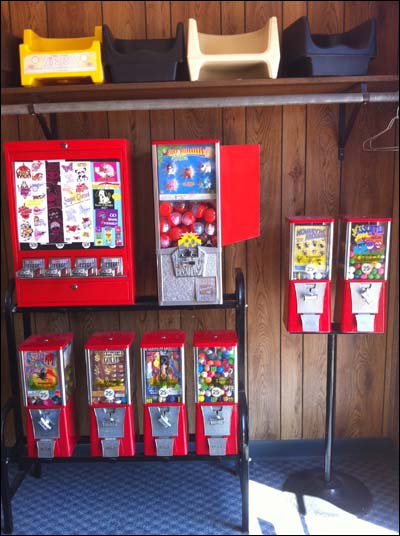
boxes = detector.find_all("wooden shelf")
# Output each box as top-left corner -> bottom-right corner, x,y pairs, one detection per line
1,75 -> 398,107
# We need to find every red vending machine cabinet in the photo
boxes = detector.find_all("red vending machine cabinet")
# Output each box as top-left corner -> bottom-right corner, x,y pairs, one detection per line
193,330 -> 238,456
336,217 -> 391,333
141,331 -> 188,456
85,331 -> 136,457
18,332 -> 78,458
286,217 -> 335,333
4,139 -> 135,307
152,139 -> 260,305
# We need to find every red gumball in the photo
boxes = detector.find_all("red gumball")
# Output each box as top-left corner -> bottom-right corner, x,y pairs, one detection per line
204,207 -> 216,223
160,233 -> 171,248
168,212 -> 182,227
191,202 -> 206,219
211,235 -> 218,246
182,211 -> 196,226
159,201 -> 173,217
174,201 -> 187,213
160,218 -> 170,234
169,226 -> 182,242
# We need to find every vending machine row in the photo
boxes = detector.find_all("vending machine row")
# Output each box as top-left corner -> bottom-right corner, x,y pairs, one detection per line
18,329 -> 239,458
285,216 -> 392,334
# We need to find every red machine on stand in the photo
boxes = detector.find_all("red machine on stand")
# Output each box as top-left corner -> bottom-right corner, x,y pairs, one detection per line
286,216 -> 335,333
85,331 -> 136,457
4,139 -> 135,307
141,331 -> 188,456
193,330 -> 239,456
336,216 -> 392,333
18,332 -> 78,458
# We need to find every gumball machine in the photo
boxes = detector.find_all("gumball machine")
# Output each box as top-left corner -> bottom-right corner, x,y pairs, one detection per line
140,330 -> 188,456
18,333 -> 78,458
152,139 -> 260,305
336,217 -> 391,333
85,331 -> 136,457
286,217 -> 335,333
193,330 -> 238,456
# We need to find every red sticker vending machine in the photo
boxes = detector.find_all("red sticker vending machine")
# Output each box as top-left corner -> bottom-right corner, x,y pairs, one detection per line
152,139 -> 260,305
336,217 -> 391,333
141,331 -> 188,456
193,330 -> 238,456
4,139 -> 135,307
286,217 -> 335,333
18,332 -> 78,458
85,331 -> 136,457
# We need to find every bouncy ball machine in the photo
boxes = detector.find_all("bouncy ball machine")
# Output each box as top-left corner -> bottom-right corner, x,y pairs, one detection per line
193,330 -> 239,456
18,332 -> 78,458
336,216 -> 391,333
85,331 -> 136,457
141,330 -> 188,456
286,217 -> 335,333
152,138 -> 260,305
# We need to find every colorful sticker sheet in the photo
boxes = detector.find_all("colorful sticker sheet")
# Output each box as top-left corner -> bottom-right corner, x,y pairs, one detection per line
291,224 -> 330,280
89,349 -> 128,404
346,222 -> 389,280
14,160 -> 123,248
143,348 -> 183,403
23,341 -> 74,406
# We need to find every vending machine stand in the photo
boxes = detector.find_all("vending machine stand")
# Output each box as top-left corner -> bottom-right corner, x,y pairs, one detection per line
283,327 -> 372,515
1,268 -> 249,535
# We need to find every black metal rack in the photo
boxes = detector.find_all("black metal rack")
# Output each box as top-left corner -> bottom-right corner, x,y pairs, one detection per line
1,267 -> 249,534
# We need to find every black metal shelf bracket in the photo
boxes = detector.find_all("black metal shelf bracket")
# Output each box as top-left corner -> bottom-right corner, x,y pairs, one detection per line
27,104 -> 58,140
338,82 -> 369,161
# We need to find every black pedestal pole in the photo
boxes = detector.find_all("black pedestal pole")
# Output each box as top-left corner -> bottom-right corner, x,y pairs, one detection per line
283,331 -> 373,516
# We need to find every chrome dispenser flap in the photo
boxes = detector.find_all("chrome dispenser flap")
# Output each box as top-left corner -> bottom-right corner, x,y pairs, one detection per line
101,438 -> 121,457
36,439 -> 56,458
201,405 -> 233,436
207,437 -> 228,456
155,437 -> 175,456
148,406 -> 180,437
295,282 -> 326,313
94,407 -> 125,439
30,408 -> 60,439
355,314 -> 376,332
350,282 -> 382,313
300,314 -> 321,332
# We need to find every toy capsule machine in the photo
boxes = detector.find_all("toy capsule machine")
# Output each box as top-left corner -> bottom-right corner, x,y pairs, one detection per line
193,330 -> 239,456
85,331 -> 136,457
336,217 -> 391,333
286,217 -> 335,333
4,139 -> 135,307
141,331 -> 188,456
18,333 -> 77,458
152,139 -> 260,305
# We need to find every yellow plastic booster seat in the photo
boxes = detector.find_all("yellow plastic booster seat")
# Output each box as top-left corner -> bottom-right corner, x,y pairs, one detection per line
20,26 -> 104,86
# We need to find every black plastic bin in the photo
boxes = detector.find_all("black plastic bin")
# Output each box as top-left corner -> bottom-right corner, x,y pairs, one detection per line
102,23 -> 187,82
282,17 -> 376,77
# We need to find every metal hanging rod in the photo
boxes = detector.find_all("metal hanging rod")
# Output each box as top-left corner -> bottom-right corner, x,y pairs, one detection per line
1,91 -> 398,115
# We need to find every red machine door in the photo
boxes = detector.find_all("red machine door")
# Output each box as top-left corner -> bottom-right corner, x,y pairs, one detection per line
220,145 -> 260,246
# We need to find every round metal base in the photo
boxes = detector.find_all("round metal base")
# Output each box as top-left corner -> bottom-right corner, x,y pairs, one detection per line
283,469 -> 373,516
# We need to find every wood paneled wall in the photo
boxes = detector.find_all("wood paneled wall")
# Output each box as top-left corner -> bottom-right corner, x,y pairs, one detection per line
1,1 -> 398,444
